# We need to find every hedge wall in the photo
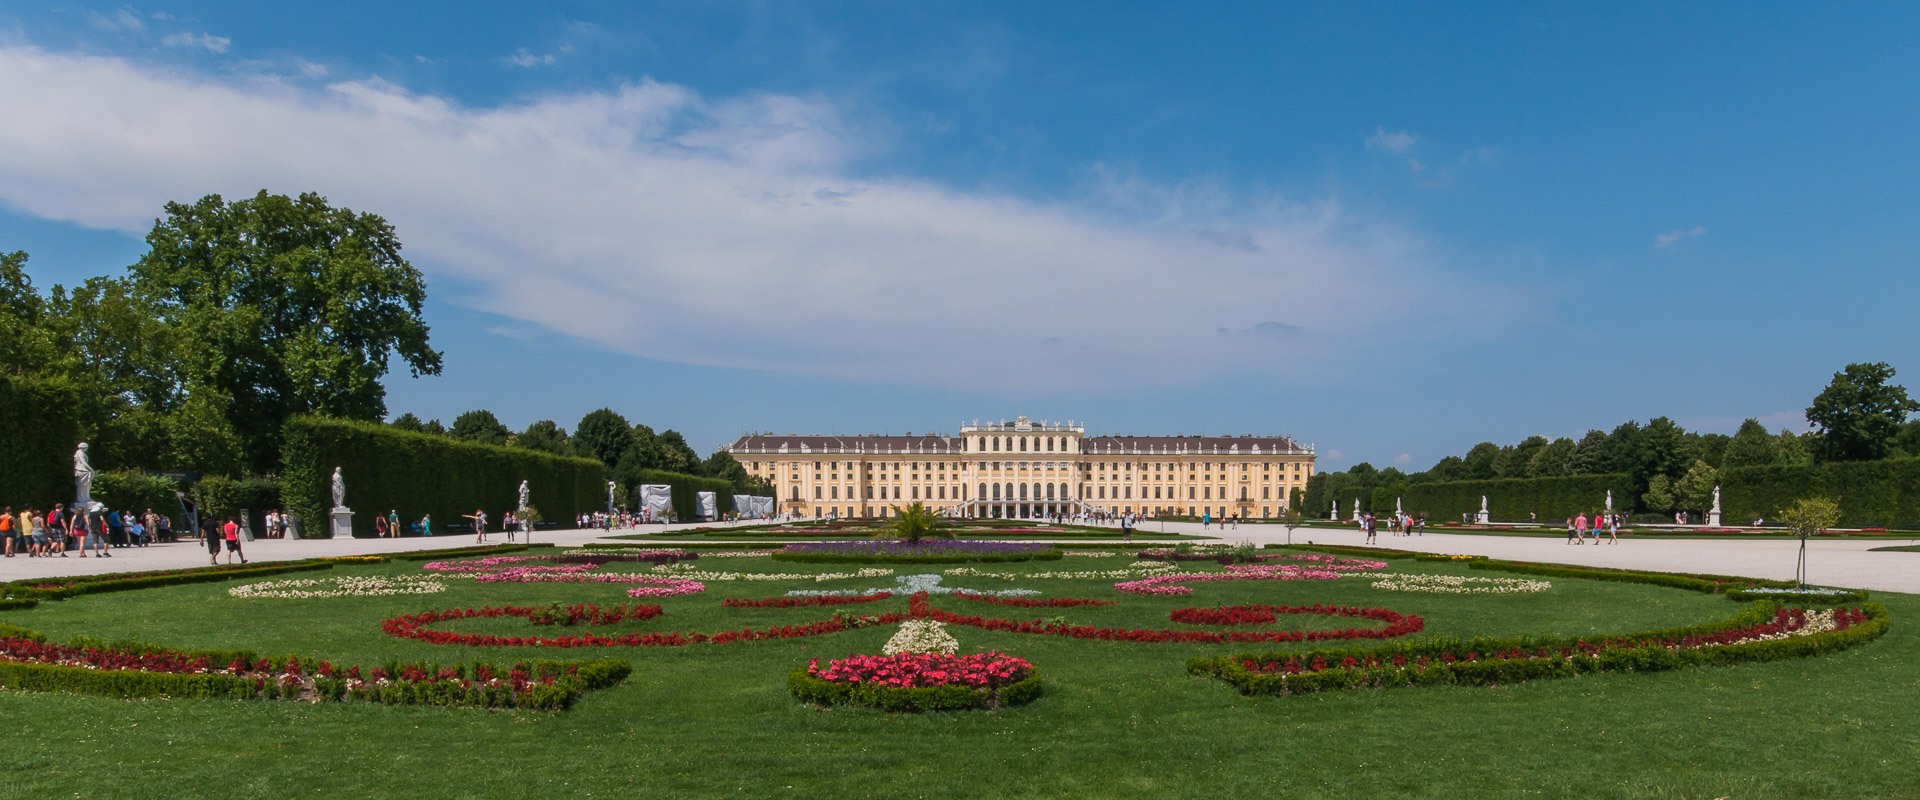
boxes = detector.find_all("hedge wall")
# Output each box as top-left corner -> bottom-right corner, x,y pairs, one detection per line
94,470 -> 183,523
0,374 -> 86,510
1378,474 -> 1634,523
1722,458 -> 1920,528
632,469 -> 736,520
281,416 -> 607,538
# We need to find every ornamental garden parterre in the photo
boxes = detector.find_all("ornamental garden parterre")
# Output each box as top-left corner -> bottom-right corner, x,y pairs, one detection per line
0,539 -> 1889,718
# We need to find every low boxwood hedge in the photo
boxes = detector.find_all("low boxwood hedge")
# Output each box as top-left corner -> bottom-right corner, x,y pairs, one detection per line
787,669 -> 1042,712
1261,543 -> 1424,560
390,544 -> 538,562
5,561 -> 337,600
1189,601 -> 1891,697
1725,587 -> 1870,605
0,660 -> 251,700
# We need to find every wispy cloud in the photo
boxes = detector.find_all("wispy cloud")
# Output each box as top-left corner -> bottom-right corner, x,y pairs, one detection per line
1654,225 -> 1707,249
0,45 -> 1521,389
1366,127 -> 1418,155
161,32 -> 231,54
90,7 -> 146,32
1393,453 -> 1412,464
504,48 -> 555,68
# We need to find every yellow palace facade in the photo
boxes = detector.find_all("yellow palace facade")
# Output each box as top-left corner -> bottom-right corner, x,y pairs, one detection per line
725,416 -> 1316,520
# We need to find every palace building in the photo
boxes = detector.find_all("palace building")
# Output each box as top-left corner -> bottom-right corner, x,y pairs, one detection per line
724,416 -> 1316,520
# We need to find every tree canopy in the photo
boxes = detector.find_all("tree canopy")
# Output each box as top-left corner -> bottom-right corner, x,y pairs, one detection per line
1806,362 -> 1917,462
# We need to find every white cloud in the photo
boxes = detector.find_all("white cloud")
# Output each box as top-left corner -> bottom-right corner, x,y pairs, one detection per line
1393,453 -> 1412,464
0,46 -> 1517,389
1366,127 -> 1418,155
1654,225 -> 1707,249
91,8 -> 146,32
505,48 -> 555,68
1327,450 -> 1346,460
161,32 -> 231,54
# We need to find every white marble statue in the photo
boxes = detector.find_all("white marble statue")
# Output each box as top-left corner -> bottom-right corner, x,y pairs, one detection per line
1712,485 -> 1722,513
74,443 -> 94,505
1396,496 -> 1403,515
1480,496 -> 1489,514
518,480 -> 530,510
1606,490 -> 1614,512
331,467 -> 346,509
608,481 -> 617,508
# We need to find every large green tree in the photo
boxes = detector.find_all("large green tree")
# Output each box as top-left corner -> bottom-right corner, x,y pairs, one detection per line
515,420 -> 572,456
1721,419 -> 1781,468
130,191 -> 442,470
450,409 -> 511,446
573,408 -> 635,466
1806,362 -> 1918,462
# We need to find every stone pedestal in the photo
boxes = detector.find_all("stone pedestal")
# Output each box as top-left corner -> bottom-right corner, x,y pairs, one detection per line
330,507 -> 354,539
1708,511 -> 1722,527
1474,510 -> 1490,524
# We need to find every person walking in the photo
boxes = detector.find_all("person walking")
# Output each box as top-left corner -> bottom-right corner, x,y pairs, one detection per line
374,513 -> 389,538
1,506 -> 14,558
1604,513 -> 1620,545
1575,512 -> 1590,545
388,510 -> 400,538
223,517 -> 246,564
421,514 -> 433,537
1121,512 -> 1133,542
205,517 -> 223,564
467,509 -> 488,543
1565,516 -> 1577,545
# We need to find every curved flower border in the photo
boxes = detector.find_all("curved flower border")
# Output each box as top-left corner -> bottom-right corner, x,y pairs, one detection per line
229,575 -> 448,599
1370,573 -> 1551,594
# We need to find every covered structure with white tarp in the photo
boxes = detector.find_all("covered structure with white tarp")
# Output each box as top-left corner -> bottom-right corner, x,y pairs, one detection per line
638,484 -> 673,520
695,491 -> 717,520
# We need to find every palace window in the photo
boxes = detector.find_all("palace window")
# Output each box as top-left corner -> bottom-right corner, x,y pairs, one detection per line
814,487 -> 822,499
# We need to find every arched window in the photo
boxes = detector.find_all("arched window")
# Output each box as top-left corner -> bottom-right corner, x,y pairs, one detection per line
1046,437 -> 1054,452
1058,482 -> 1067,499
1018,437 -> 1026,452
1046,483 -> 1055,499
993,437 -> 1000,452
1018,483 -> 1028,499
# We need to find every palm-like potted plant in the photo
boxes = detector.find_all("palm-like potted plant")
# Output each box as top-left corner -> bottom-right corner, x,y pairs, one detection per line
878,501 -> 949,546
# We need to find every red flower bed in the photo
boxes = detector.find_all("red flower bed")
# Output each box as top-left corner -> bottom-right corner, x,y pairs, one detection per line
805,652 -> 1033,689
528,603 -> 663,626
911,595 -> 1421,645
1171,606 -> 1277,625
722,593 -> 893,608
950,592 -> 1115,608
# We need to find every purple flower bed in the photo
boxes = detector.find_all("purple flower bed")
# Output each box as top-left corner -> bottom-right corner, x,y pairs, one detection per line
771,540 -> 1064,563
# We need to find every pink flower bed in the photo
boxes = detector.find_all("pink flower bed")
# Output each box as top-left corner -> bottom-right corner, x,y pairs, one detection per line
473,568 -> 705,595
805,652 -> 1034,690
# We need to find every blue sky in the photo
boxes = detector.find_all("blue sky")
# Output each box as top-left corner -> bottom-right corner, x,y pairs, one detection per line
2,2 -> 1916,469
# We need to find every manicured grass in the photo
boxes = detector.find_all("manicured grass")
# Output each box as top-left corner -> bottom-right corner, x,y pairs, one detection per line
0,550 -> 1911,799
1868,544 -> 1920,552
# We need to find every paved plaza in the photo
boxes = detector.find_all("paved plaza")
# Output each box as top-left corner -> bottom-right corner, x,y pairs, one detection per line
4,521 -> 1915,595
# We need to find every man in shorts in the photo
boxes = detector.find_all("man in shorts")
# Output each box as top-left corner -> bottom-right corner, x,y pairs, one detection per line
223,517 -> 246,564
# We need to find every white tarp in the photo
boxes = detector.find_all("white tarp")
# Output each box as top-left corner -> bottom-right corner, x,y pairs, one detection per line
732,494 -> 754,518
696,491 -> 717,520
754,496 -> 774,517
639,485 -> 673,518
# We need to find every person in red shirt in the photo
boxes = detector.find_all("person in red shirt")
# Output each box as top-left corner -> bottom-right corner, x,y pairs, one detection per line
223,517 -> 246,564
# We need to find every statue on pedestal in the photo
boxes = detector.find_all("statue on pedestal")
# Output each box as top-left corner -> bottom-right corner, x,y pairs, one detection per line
518,480 -> 530,511
74,443 -> 95,507
331,467 -> 347,509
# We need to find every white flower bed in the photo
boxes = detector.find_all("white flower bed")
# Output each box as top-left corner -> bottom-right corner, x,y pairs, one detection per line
699,550 -> 778,558
1369,573 -> 1551,595
945,561 -> 1182,581
1739,587 -> 1852,596
651,563 -> 895,582
786,574 -> 1039,598
229,575 -> 447,599
883,620 -> 959,656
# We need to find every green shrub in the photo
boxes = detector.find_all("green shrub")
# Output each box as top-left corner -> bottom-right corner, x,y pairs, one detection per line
389,544 -> 538,562
0,661 -> 250,700
1379,474 -> 1634,522
93,470 -> 185,525
281,416 -> 607,538
6,561 -> 334,600
1723,458 -> 1920,528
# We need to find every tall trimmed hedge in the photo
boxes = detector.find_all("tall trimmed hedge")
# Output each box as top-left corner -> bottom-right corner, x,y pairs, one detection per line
281,416 -> 607,537
633,469 -> 735,520
1379,474 -> 1633,522
0,374 -> 85,510
1722,458 -> 1920,528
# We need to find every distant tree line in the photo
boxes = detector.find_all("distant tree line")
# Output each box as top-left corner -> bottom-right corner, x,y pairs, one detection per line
386,407 -> 771,501
1306,362 -> 1920,516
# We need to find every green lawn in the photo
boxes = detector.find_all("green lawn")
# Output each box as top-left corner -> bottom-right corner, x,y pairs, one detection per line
0,550 -> 1912,799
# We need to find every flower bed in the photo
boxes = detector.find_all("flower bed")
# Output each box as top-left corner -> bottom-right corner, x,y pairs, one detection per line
1369,573 -> 1551,595
1115,563 -> 1362,596
788,652 -> 1042,712
1189,602 -> 1891,697
229,575 -> 448,599
469,570 -> 706,596
0,634 -> 627,710
951,593 -> 1114,608
913,594 -> 1422,645
772,540 -> 1063,564
527,603 -> 663,626
945,562 -> 1181,581
884,620 -> 959,655
651,564 -> 896,583
723,593 -> 894,608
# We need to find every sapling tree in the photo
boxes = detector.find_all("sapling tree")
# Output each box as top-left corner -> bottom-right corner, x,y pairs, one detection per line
1778,496 -> 1840,588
